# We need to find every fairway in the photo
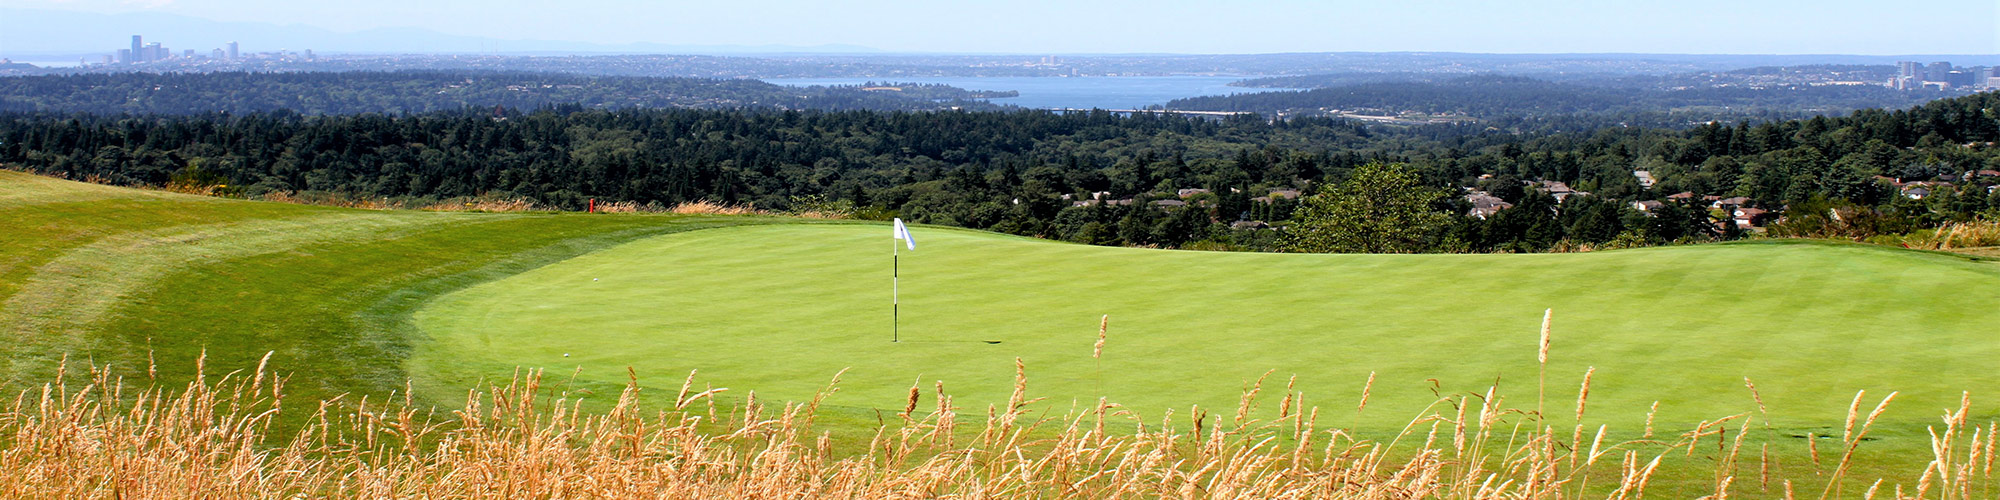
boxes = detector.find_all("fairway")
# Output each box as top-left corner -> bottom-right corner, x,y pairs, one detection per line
412,223 -> 2000,435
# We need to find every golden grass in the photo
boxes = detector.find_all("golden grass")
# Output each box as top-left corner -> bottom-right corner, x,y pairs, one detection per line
420,198 -> 540,213
1902,220 -> 2000,251
668,200 -> 763,216
257,191 -> 397,210
0,317 -> 1993,498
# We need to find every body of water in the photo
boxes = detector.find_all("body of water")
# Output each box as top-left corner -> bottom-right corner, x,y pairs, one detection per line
764,75 -> 1298,110
10,60 -> 87,68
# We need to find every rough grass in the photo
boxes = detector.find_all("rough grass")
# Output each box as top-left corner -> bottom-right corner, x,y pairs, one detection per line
3,355 -> 1991,498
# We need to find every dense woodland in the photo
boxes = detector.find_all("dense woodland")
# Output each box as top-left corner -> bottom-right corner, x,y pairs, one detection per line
1233,65 -> 1898,90
1174,75 -> 1947,124
3,87 -> 1997,253
0,72 -> 1003,115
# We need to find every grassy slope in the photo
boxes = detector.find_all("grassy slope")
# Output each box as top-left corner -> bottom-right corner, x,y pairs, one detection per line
6,169 -> 1998,491
0,170 -> 772,407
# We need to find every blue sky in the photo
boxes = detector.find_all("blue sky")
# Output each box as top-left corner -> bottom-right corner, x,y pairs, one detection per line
5,0 -> 1996,54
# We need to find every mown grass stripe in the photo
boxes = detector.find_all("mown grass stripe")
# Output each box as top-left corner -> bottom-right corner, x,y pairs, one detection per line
1,211 -> 493,383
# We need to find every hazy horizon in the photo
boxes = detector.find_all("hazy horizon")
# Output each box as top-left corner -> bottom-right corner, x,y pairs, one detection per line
2,0 -> 1996,57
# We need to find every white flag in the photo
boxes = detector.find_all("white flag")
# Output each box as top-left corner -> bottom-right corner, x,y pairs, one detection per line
893,218 -> 916,250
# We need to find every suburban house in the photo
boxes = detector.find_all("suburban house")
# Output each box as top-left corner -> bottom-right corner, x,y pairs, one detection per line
1465,191 -> 1513,219
1712,196 -> 1750,208
1152,199 -> 1188,207
1532,180 -> 1589,202
1903,186 -> 1933,199
1177,188 -> 1211,198
1666,191 -> 1696,201
1268,188 -> 1302,200
1632,200 -> 1666,213
1231,220 -> 1271,230
1733,207 -> 1769,228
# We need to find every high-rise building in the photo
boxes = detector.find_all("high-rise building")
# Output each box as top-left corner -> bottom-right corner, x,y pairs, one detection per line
1898,61 -> 1920,78
227,42 -> 239,60
130,35 -> 143,63
1927,62 -> 1953,82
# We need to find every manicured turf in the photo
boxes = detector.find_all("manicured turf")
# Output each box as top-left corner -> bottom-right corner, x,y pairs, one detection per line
0,170 -> 778,404
413,223 -> 2000,438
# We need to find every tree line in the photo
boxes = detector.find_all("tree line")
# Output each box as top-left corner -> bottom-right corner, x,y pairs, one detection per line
1170,75 -> 1948,123
3,91 -> 1996,253
0,71 -> 1000,115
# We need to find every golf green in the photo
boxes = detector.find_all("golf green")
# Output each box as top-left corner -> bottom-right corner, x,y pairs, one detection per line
412,223 -> 2000,435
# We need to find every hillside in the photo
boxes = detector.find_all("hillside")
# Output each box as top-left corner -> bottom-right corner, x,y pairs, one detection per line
6,169 -> 1999,483
0,169 -> 777,406
0,71 -> 1004,114
1170,75 -> 1945,121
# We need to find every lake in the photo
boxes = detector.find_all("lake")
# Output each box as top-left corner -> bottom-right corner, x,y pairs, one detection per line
763,76 -> 1298,110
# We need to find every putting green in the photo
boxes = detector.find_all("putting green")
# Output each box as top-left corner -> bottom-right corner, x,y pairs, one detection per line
412,223 -> 2000,434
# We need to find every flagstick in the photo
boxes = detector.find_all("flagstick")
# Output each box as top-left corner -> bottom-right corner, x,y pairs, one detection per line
893,236 -> 900,343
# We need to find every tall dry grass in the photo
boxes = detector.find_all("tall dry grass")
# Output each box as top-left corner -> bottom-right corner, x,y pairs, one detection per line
260,191 -> 398,210
0,318 -> 1992,498
1898,219 -> 2000,251
419,198 -> 541,213
666,200 -> 763,216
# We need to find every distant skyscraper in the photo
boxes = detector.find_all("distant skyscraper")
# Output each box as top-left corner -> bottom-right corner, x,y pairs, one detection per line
1898,61 -> 1920,78
130,35 -> 143,63
1927,62 -> 1952,82
227,42 -> 239,60
116,49 -> 131,64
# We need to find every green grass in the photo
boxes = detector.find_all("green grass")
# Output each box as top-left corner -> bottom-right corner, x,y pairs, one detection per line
5,169 -> 1998,493
0,170 -> 780,405
411,224 -> 2000,435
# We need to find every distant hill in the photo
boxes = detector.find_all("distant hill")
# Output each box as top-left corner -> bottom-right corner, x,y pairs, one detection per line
1170,75 -> 1948,121
0,71 -> 1001,114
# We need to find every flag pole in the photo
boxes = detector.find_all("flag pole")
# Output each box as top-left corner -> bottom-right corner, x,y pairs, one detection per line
893,232 -> 900,343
